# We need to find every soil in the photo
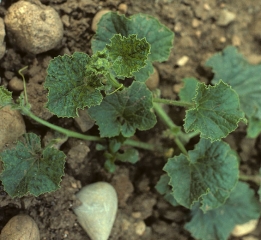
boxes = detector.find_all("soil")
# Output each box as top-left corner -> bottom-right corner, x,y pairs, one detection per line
0,0 -> 261,240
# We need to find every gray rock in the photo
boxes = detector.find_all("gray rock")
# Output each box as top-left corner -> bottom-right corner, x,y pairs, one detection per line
73,182 -> 118,240
4,0 -> 63,54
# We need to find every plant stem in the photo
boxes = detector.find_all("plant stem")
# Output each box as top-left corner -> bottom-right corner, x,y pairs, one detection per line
153,102 -> 188,155
22,107 -> 102,142
239,173 -> 261,185
153,98 -> 193,108
125,139 -> 157,151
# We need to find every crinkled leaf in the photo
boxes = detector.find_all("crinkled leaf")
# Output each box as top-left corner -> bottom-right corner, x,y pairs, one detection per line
163,139 -> 239,212
185,182 -> 261,240
133,60 -> 154,82
206,46 -> 261,121
44,52 -> 103,117
0,133 -> 65,197
184,80 -> 246,141
88,81 -> 157,138
92,12 -> 174,63
106,34 -> 150,77
178,77 -> 198,103
247,117 -> 261,138
155,174 -> 179,207
116,148 -> 139,164
0,86 -> 12,107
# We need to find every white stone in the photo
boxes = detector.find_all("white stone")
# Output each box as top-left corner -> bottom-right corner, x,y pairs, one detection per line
4,0 -> 63,54
73,182 -> 118,240
217,9 -> 236,27
231,219 -> 259,237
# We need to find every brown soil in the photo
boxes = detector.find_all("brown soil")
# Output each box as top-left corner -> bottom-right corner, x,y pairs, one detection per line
0,0 -> 260,239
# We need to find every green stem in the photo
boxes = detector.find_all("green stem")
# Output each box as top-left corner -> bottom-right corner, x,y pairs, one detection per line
22,107 -> 102,142
153,98 -> 193,108
125,139 -> 158,151
18,66 -> 29,105
106,73 -> 122,89
153,102 -> 188,155
239,173 -> 260,185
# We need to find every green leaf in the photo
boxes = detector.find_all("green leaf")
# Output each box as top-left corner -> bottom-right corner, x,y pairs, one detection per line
104,159 -> 116,173
116,148 -> 139,164
184,80 -> 246,142
0,133 -> 65,197
206,46 -> 261,121
163,139 -> 239,211
0,86 -> 12,107
178,77 -> 199,103
247,117 -> 261,138
88,81 -> 157,138
106,34 -> 150,77
133,60 -> 154,82
155,174 -> 179,207
92,12 -> 174,63
259,168 -> 261,202
185,182 -> 261,240
44,52 -> 103,117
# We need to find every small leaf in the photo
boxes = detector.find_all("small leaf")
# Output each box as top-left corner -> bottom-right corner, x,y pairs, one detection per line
247,117 -> 261,138
206,46 -> 261,122
104,159 -> 116,173
178,78 -> 198,103
185,182 -> 261,240
0,86 -> 12,107
88,81 -> 157,138
184,80 -> 246,141
163,139 -> 239,211
92,12 -> 174,63
116,148 -> 139,164
259,168 -> 261,202
106,34 -> 150,77
44,52 -> 103,117
155,174 -> 179,207
0,133 -> 65,197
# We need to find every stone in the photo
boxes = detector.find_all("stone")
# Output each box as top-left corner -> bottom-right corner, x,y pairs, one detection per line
73,182 -> 118,240
0,106 -> 26,151
217,9 -> 236,26
145,67 -> 159,90
0,214 -> 40,240
0,18 -> 6,59
4,0 -> 63,54
232,219 -> 259,237
8,76 -> 24,91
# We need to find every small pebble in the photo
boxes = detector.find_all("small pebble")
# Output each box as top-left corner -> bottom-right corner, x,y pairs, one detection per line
176,56 -> 189,67
73,182 -> 118,240
8,76 -> 24,91
232,219 -> 259,237
217,9 -> 236,26
135,221 -> 146,236
74,109 -> 95,132
0,215 -> 40,240
145,67 -> 159,90
0,18 -> 6,59
118,3 -> 128,14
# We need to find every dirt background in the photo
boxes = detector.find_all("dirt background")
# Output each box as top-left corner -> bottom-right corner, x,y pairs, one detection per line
0,0 -> 261,239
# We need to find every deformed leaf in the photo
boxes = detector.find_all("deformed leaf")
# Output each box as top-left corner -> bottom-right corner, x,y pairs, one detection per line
133,60 -> 154,82
116,148 -> 139,164
106,34 -> 150,77
92,12 -> 174,63
155,174 -> 179,207
163,138 -> 239,211
0,86 -> 12,107
184,80 -> 246,142
44,52 -> 103,117
206,46 -> 261,132
88,81 -> 157,138
0,133 -> 65,197
178,77 -> 198,103
185,182 -> 261,240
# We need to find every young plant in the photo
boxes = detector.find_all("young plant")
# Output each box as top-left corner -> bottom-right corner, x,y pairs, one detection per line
0,12 -> 260,240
